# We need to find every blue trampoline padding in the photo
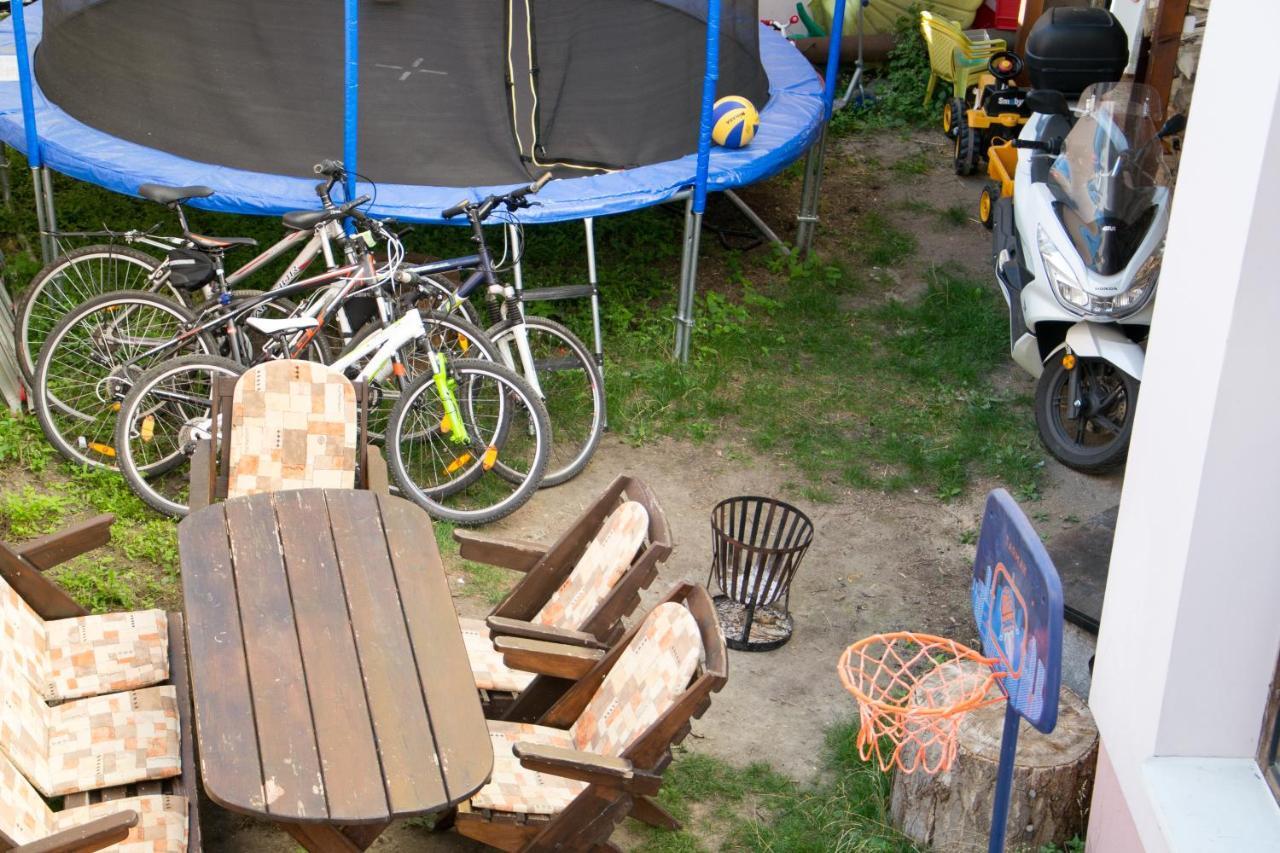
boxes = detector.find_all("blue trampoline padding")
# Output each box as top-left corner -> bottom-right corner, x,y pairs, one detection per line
0,3 -> 824,224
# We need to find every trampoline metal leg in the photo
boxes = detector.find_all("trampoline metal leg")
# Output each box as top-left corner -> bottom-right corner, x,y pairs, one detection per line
723,190 -> 789,255
30,168 -> 55,265
584,217 -> 608,429
0,144 -> 10,209
40,168 -> 57,261
794,124 -> 829,256
674,197 -> 703,364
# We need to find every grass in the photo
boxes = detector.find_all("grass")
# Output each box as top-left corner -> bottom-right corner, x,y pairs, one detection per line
633,719 -> 918,852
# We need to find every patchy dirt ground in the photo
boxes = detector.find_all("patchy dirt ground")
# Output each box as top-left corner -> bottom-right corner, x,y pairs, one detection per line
200,129 -> 1121,850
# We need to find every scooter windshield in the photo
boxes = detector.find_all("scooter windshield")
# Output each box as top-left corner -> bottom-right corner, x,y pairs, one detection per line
1049,83 -> 1170,275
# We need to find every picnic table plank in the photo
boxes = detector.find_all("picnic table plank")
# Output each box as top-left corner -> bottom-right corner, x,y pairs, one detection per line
379,494 -> 492,802
325,490 -> 449,815
274,490 -> 390,825
177,505 -> 265,814
224,496 -> 328,821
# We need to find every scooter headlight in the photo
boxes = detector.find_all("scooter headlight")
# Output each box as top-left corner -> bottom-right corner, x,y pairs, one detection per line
1037,227 -> 1089,311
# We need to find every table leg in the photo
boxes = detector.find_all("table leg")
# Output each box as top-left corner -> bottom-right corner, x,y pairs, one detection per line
280,820 -> 390,852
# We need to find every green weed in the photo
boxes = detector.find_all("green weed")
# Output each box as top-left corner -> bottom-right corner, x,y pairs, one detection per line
432,519 -> 518,606
941,205 -> 969,227
0,488 -> 70,537
0,413 -> 55,472
857,213 -> 917,267
51,559 -> 141,613
891,151 -> 931,177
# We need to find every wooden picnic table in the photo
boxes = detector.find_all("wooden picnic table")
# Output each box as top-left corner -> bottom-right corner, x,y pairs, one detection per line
178,488 -> 492,852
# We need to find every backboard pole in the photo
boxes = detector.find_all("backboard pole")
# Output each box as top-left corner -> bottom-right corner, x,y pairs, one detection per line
987,705 -> 1022,853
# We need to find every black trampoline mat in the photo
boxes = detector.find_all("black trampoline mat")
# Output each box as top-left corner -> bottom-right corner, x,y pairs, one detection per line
34,0 -> 768,187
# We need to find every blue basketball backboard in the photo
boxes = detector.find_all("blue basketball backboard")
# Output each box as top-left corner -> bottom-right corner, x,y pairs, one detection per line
971,489 -> 1064,734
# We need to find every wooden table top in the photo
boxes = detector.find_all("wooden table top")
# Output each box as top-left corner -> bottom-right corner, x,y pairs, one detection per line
178,488 -> 492,825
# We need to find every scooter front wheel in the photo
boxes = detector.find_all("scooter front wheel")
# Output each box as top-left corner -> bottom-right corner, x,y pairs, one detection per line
1034,355 -> 1139,473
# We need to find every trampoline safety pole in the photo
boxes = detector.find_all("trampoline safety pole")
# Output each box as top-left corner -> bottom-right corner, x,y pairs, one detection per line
342,0 -> 359,204
795,0 -> 847,256
675,0 -> 721,363
10,0 -> 55,262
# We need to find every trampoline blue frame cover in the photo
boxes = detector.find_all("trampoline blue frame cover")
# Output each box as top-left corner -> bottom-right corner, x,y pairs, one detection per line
0,1 -> 832,224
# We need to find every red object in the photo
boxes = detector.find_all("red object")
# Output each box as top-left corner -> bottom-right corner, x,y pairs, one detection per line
973,0 -> 1020,31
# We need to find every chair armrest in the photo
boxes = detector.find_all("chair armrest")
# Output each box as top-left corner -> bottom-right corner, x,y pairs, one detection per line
494,636 -> 605,679
13,810 -> 138,853
486,615 -> 607,649
513,744 -> 662,795
188,439 -> 213,511
15,515 -> 115,571
454,529 -> 547,572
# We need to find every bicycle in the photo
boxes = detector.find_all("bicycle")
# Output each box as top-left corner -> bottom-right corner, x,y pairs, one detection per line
115,199 -> 550,524
398,174 -> 605,486
34,187 -> 490,471
13,164 -> 462,383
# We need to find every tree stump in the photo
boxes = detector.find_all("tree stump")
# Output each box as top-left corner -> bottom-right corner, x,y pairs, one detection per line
890,662 -> 1098,852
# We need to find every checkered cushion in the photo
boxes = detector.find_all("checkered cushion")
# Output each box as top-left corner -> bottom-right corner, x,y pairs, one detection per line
0,749 -> 50,846
0,642 -> 181,798
45,686 -> 182,797
460,618 -> 535,693
571,603 -> 703,757
532,501 -> 648,629
43,611 -> 170,702
53,795 -> 188,852
1,573 -> 168,703
468,721 -> 588,815
227,360 -> 357,499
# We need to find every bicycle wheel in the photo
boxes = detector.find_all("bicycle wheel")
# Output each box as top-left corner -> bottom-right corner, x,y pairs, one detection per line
115,354 -> 244,517
14,244 -> 182,386
386,358 -> 551,525
33,291 -> 213,469
487,315 -> 604,486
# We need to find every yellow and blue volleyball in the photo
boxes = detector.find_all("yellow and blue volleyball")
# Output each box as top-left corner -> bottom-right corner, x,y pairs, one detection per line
711,96 -> 760,149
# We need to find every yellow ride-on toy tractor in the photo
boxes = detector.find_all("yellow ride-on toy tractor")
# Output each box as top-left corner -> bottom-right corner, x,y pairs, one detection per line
952,51 -> 1031,177
978,139 -> 1017,229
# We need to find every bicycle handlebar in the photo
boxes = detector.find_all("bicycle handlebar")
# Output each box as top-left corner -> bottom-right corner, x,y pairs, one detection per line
314,159 -> 345,178
441,172 -> 553,221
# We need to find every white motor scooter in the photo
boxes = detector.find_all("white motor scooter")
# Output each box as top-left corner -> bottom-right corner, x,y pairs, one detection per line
990,82 -> 1185,472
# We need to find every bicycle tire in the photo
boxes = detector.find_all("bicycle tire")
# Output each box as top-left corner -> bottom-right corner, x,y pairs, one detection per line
386,358 -> 551,525
487,315 -> 604,487
14,244 -> 180,386
33,291 -> 214,469
115,354 -> 245,517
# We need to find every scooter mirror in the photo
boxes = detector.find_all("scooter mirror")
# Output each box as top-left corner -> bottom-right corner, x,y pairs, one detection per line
1157,113 -> 1188,139
1025,90 -> 1071,117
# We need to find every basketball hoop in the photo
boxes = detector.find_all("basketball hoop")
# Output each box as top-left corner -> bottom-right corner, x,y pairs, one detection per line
837,632 -> 1006,774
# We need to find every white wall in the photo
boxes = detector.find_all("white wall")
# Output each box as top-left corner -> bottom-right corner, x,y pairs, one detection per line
1087,2 -> 1280,850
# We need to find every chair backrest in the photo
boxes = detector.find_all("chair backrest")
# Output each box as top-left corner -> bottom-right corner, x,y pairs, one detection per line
569,600 -> 703,757
0,627 -> 50,794
0,750 -> 52,848
492,475 -> 673,644
920,11 -> 960,77
531,501 -> 648,631
0,574 -> 49,694
224,360 -> 358,499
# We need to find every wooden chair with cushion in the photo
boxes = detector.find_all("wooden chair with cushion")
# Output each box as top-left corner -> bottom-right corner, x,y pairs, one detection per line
449,582 -> 728,852
453,475 -> 672,720
0,517 -> 200,851
189,359 -> 387,510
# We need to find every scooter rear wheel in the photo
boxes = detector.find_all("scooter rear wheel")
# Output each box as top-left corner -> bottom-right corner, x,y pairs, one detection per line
1034,355 -> 1138,473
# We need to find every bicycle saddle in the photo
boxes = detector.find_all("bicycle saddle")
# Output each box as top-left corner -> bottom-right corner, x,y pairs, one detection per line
185,232 -> 258,251
138,184 -> 214,205
281,208 -> 343,231
243,316 -> 320,336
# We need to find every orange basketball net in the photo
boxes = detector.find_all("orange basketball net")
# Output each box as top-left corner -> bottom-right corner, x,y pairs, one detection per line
837,632 -> 1007,774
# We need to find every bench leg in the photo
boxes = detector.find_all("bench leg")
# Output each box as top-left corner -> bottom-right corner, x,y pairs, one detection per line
280,820 -> 389,852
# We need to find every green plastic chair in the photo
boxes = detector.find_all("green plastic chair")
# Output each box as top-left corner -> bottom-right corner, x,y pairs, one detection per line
919,10 -> 1007,105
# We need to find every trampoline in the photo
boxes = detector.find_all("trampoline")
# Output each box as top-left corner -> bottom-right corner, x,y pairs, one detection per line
0,0 -> 852,357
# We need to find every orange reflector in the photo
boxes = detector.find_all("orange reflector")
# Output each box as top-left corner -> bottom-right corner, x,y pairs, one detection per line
88,442 -> 116,458
445,453 -> 473,474
482,445 -> 498,471
441,414 -> 454,434
392,361 -> 406,377
459,336 -> 470,353
140,415 -> 155,443
1062,353 -> 1077,370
